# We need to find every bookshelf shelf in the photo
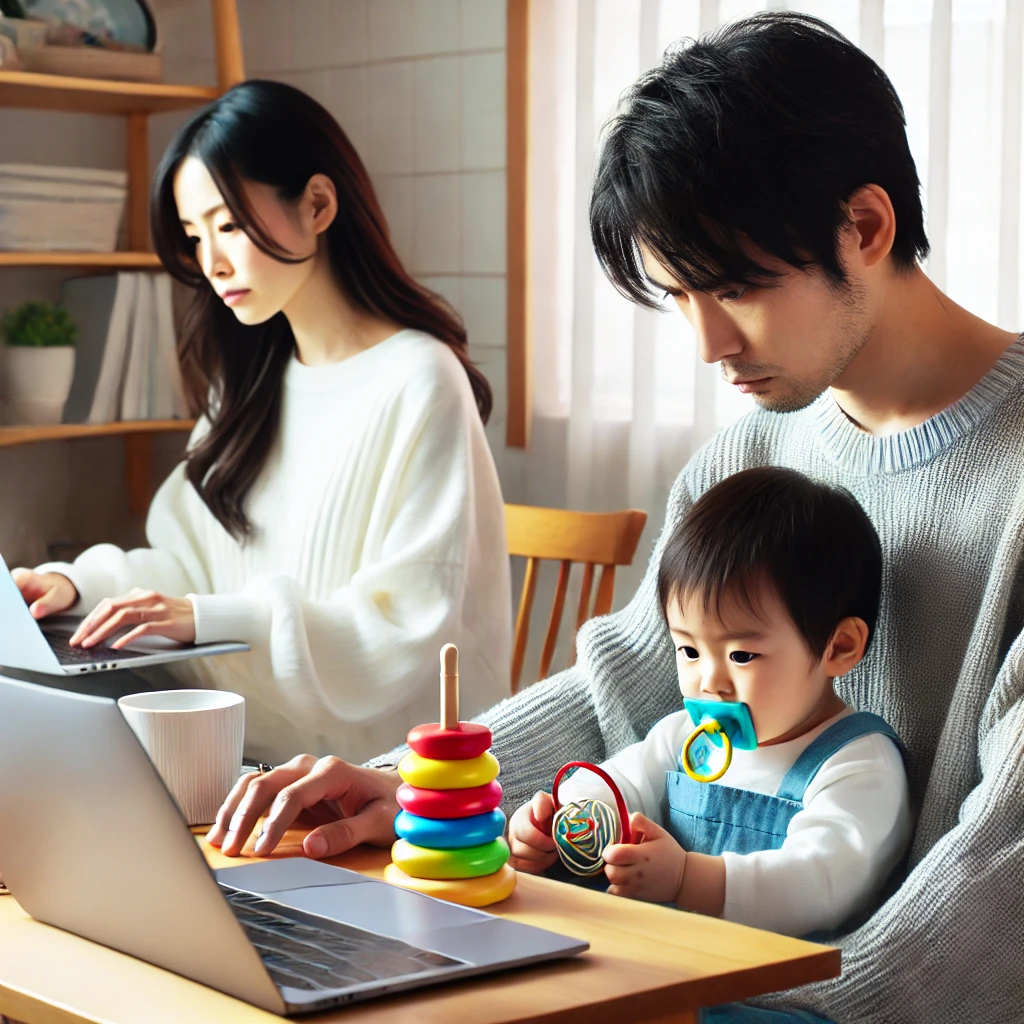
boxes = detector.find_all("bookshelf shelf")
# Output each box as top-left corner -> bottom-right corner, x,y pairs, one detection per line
0,420 -> 194,449
0,252 -> 163,269
0,70 -> 219,115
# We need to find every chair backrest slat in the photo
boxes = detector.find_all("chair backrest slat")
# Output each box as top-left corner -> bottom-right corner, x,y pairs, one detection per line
506,504 -> 647,693
511,555 -> 539,693
539,560 -> 571,681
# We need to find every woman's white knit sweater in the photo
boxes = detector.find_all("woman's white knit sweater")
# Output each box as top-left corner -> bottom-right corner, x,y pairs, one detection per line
40,330 -> 512,765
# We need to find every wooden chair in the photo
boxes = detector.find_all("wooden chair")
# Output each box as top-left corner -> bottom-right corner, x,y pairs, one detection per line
505,504 -> 648,694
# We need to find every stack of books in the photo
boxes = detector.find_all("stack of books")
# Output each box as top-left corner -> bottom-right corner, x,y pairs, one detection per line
61,272 -> 189,423
0,164 -> 128,253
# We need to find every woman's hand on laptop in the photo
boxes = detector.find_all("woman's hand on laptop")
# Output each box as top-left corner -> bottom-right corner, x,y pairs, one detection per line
208,755 -> 402,860
68,589 -> 196,648
11,569 -> 78,619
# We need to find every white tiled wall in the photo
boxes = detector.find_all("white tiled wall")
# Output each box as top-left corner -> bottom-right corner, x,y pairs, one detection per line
234,0 -> 512,458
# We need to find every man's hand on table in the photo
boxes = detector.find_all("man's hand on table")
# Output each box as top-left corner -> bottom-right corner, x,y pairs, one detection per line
207,755 -> 401,859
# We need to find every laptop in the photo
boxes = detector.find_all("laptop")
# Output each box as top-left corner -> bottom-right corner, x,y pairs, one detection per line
0,552 -> 248,675
0,677 -> 588,1015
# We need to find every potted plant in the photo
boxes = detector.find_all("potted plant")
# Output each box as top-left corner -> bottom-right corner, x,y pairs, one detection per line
1,300 -> 77,425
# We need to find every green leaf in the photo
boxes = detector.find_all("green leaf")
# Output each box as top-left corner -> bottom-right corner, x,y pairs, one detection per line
1,301 -> 78,348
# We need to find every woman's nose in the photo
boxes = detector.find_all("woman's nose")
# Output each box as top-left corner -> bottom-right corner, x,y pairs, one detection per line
201,239 -> 231,281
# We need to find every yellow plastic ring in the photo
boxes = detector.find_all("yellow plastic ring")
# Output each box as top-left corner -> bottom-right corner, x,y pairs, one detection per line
383,863 -> 517,907
391,838 -> 510,879
682,719 -> 732,783
397,750 -> 500,790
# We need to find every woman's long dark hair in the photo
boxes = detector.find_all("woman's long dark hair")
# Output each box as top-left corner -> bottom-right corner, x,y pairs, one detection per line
151,79 -> 491,541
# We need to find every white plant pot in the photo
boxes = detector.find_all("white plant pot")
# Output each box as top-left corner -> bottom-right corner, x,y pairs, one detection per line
4,346 -> 76,425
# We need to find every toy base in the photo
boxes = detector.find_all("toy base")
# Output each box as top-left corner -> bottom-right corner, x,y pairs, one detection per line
383,863 -> 517,907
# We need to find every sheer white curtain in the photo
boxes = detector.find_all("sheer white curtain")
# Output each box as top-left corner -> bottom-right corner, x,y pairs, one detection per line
519,0 -> 1024,623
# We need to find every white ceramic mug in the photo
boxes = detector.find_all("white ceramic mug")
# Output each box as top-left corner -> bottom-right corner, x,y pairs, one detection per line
118,690 -> 245,826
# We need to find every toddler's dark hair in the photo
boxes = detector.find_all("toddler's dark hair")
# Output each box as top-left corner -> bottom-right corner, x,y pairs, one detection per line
658,467 -> 882,659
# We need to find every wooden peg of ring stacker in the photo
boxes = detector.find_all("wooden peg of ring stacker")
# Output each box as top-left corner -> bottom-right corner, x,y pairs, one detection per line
441,643 -> 459,731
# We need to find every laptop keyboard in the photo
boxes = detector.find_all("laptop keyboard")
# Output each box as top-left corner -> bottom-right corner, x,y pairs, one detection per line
41,629 -> 148,665
220,885 -> 465,992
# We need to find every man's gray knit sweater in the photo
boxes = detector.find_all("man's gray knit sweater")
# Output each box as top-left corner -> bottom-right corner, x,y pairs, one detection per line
373,335 -> 1024,1023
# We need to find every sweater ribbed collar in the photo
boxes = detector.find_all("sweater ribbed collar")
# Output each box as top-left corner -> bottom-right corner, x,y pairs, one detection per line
808,333 -> 1024,475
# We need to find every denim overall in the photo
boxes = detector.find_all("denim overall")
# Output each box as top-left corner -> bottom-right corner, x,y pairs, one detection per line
672,711 -> 901,1024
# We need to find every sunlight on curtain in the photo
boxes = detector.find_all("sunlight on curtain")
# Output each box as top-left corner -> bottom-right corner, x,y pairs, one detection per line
512,0 -> 1024,676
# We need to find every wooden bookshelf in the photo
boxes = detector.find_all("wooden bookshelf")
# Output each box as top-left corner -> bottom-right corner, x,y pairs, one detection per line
0,1 -> 244,514
0,420 -> 194,448
0,420 -> 196,516
0,252 -> 163,269
0,70 -> 219,115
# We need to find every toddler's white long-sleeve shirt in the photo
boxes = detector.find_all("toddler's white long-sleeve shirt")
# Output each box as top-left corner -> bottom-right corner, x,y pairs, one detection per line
558,705 -> 912,937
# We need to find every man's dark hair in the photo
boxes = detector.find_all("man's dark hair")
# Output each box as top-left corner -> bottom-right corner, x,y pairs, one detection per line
658,467 -> 883,659
591,12 -> 929,305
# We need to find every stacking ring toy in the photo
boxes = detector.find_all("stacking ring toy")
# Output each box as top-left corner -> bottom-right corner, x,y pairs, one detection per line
543,762 -> 634,877
386,644 -> 516,907
391,837 -> 510,879
397,750 -> 499,790
407,721 -> 492,760
680,698 -> 758,783
383,863 -> 517,908
395,808 -> 506,848
396,780 -> 503,819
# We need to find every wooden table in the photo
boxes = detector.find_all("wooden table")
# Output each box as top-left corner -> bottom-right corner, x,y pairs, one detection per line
0,825 -> 839,1024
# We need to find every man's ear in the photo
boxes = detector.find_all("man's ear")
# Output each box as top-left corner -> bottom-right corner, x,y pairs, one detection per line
822,616 -> 870,678
304,173 -> 338,236
843,184 -> 896,271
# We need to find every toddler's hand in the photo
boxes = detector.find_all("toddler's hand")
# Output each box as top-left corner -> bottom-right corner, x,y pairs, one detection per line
603,812 -> 686,904
508,791 -> 558,874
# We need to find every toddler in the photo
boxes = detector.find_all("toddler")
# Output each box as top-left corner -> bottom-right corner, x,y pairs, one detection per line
509,467 -> 912,940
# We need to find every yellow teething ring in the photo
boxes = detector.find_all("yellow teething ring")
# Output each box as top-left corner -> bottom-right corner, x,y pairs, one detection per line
383,863 -> 517,907
397,750 -> 500,790
682,719 -> 732,783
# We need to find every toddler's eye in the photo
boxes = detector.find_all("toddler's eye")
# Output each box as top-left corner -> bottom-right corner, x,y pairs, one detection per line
677,645 -> 699,660
729,651 -> 758,664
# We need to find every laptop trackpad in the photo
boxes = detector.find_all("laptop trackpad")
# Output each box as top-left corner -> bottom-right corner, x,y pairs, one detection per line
216,859 -> 487,942
274,881 -> 484,940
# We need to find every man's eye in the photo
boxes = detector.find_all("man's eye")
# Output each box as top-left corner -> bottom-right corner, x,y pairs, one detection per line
729,651 -> 758,664
715,286 -> 748,302
218,222 -> 237,234
677,646 -> 699,660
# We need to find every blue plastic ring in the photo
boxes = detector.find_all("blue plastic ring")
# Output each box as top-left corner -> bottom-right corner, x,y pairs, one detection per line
394,809 -> 507,849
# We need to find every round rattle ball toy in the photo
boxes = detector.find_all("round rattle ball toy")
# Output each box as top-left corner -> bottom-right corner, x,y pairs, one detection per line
680,698 -> 758,783
546,762 -> 634,877
384,644 -> 516,908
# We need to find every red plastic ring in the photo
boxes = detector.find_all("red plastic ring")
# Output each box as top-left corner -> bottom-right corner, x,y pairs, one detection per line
551,761 -> 633,845
396,780 -> 503,819
406,722 -> 493,761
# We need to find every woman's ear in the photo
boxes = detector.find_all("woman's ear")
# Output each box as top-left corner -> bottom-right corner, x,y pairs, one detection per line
304,173 -> 338,236
821,616 -> 870,678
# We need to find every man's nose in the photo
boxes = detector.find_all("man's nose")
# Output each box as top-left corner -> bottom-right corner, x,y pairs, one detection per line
689,295 -> 744,364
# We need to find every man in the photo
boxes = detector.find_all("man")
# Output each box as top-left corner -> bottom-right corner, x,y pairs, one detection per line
211,14 -> 1024,1023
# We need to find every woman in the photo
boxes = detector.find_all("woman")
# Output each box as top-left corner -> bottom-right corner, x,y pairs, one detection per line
12,80 -> 511,765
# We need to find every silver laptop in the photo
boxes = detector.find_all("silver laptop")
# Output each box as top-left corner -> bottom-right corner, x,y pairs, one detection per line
0,552 -> 248,675
0,677 -> 588,1015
